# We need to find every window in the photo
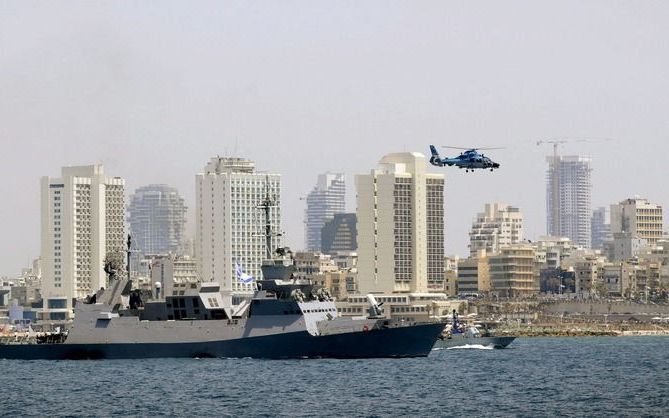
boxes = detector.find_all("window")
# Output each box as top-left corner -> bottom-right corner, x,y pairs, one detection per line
50,312 -> 67,321
48,299 -> 67,309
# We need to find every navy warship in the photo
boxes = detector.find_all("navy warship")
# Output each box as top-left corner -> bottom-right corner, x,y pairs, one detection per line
0,197 -> 445,360
0,258 -> 444,360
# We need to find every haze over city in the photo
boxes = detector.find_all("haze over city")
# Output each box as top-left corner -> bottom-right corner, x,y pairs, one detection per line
2,1 -> 669,277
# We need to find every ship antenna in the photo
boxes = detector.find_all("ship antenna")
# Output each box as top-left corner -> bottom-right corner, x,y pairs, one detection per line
127,234 -> 132,283
259,175 -> 275,260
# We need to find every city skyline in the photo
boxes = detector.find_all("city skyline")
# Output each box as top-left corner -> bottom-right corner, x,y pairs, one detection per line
3,2 -> 669,276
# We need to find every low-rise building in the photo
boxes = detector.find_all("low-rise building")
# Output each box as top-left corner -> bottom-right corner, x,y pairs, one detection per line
337,293 -> 463,321
457,251 -> 489,295
489,244 -> 539,297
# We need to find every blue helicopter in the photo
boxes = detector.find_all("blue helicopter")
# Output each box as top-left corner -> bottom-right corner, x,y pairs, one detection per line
429,145 -> 501,172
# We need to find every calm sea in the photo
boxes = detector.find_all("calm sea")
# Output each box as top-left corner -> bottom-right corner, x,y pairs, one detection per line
1,336 -> 667,417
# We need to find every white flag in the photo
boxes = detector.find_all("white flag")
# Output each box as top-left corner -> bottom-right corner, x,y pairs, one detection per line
235,262 -> 254,284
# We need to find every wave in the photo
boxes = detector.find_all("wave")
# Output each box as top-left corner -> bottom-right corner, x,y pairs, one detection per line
446,344 -> 494,350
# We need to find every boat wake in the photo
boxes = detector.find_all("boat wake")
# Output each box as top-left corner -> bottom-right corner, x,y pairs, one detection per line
446,344 -> 494,350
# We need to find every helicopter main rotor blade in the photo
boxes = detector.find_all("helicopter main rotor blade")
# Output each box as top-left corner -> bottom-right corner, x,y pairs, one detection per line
440,146 -> 472,150
440,146 -> 505,151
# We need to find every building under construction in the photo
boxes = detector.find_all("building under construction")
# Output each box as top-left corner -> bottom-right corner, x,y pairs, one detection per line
546,155 -> 592,248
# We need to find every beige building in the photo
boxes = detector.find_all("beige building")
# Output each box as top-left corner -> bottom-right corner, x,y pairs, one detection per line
532,236 -> 576,270
489,244 -> 539,297
469,203 -> 523,257
573,256 -> 603,296
293,251 -> 355,301
40,165 -> 125,321
443,256 -> 459,297
356,152 -> 444,294
337,293 -> 463,322
611,197 -> 663,246
457,251 -> 490,294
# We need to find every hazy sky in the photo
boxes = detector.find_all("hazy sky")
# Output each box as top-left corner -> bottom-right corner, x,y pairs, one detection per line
1,1 -> 669,277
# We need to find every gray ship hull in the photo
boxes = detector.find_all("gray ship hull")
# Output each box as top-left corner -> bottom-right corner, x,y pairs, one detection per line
0,322 -> 444,360
434,335 -> 516,349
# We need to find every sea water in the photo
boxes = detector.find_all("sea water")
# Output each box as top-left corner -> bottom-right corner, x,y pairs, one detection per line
1,336 -> 667,417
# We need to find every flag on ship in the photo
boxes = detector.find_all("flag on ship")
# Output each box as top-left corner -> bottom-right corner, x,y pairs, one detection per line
235,262 -> 254,284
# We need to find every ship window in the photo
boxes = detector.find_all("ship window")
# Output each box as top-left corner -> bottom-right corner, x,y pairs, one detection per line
192,298 -> 199,308
168,315 -> 174,320
194,309 -> 200,315
95,319 -> 110,328
179,299 -> 186,308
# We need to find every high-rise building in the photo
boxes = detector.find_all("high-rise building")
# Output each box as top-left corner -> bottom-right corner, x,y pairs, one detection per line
469,203 -> 523,257
591,207 -> 611,250
128,184 -> 187,260
546,155 -> 592,247
304,173 -> 345,251
195,157 -> 281,294
610,197 -> 663,246
40,165 -> 125,320
320,213 -> 357,255
356,152 -> 444,293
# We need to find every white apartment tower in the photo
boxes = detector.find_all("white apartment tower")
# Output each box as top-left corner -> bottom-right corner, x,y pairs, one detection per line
40,165 -> 125,321
356,152 -> 444,294
610,197 -> 663,246
546,155 -> 592,247
195,157 -> 281,294
469,203 -> 523,257
304,173 -> 345,251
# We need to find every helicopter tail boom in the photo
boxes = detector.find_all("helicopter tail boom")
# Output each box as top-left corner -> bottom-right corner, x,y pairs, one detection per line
429,145 -> 444,166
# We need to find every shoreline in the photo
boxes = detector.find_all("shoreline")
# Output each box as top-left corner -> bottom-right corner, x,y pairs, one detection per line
496,326 -> 669,338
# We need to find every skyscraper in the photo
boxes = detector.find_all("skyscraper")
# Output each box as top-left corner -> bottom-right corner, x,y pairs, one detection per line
356,152 -> 444,293
546,155 -> 592,247
40,165 -> 125,320
591,206 -> 611,250
321,213 -> 357,255
195,157 -> 281,294
469,203 -> 523,257
610,197 -> 663,246
304,173 -> 345,251
128,184 -> 187,258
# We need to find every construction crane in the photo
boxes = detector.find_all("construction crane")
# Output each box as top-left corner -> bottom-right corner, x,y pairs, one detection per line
536,138 -> 613,161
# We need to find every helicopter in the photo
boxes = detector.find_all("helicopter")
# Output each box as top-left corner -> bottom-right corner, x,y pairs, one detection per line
428,145 -> 501,172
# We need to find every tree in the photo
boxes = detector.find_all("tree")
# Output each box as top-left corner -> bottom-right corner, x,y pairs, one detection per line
104,250 -> 126,281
